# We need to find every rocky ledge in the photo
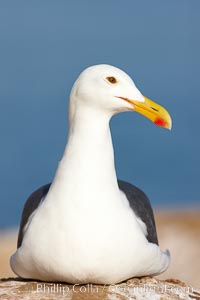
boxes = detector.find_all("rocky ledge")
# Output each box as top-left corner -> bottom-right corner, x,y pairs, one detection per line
0,277 -> 200,300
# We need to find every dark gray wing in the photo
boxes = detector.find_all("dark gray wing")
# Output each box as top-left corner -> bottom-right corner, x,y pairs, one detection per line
118,180 -> 158,245
17,183 -> 51,248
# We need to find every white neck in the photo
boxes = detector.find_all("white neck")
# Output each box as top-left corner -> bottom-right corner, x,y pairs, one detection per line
49,104 -> 120,207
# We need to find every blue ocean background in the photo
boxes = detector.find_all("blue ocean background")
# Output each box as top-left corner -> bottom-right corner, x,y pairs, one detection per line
0,0 -> 199,228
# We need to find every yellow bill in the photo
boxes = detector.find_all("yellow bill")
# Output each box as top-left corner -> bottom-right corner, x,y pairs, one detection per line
119,96 -> 172,130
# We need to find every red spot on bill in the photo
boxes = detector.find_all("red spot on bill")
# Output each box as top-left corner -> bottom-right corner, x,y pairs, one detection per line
154,118 -> 167,128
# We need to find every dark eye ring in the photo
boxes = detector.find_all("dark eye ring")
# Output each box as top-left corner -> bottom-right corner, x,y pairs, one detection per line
106,76 -> 117,84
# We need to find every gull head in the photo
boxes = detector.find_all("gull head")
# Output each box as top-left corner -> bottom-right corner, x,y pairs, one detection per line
70,64 -> 172,130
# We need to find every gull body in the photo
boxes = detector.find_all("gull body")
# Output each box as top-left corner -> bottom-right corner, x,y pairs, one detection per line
10,65 -> 171,284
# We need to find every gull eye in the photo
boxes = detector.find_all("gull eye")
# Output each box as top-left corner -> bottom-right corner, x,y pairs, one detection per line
106,76 -> 117,84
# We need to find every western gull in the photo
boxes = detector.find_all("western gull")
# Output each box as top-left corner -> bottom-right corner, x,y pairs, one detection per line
10,64 -> 172,284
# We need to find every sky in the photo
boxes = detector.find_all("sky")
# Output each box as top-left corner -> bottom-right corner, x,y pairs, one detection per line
0,0 -> 200,227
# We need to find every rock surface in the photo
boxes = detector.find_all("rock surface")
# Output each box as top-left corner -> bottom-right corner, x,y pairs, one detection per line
0,277 -> 200,300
